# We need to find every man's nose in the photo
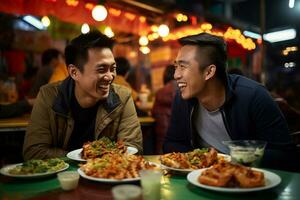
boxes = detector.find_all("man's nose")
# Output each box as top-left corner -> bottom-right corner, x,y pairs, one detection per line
103,72 -> 114,81
174,68 -> 181,80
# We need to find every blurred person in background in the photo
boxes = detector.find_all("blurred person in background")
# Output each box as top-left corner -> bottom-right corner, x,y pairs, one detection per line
114,57 -> 148,116
29,48 -> 64,97
0,75 -> 34,118
114,57 -> 138,101
48,61 -> 68,84
23,31 -> 142,160
152,64 -> 177,154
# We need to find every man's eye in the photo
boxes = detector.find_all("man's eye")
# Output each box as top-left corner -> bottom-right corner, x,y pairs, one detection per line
179,65 -> 187,69
97,68 -> 105,73
111,66 -> 117,72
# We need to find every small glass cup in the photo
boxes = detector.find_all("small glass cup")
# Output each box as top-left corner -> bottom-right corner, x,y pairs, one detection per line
111,184 -> 142,200
57,171 -> 80,191
139,170 -> 162,200
223,140 -> 267,167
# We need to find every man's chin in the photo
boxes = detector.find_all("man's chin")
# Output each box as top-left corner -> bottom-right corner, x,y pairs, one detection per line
181,94 -> 188,100
181,93 -> 190,100
98,91 -> 109,99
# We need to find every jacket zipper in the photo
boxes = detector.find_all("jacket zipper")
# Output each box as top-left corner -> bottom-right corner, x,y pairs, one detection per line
220,108 -> 232,138
190,106 -> 195,148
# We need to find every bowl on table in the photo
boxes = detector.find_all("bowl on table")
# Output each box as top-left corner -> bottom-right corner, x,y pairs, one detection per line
223,140 -> 267,167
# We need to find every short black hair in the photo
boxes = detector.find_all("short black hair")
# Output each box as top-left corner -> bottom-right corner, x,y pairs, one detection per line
115,57 -> 130,76
65,30 -> 114,72
41,48 -> 61,66
178,33 -> 227,82
163,64 -> 175,84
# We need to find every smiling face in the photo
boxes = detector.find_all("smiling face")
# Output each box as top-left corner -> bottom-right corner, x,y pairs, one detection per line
70,47 -> 116,107
174,45 -> 209,100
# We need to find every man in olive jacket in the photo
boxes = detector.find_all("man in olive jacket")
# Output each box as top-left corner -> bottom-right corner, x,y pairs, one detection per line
23,31 -> 142,160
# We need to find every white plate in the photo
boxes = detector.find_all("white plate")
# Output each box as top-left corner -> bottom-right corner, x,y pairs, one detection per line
161,153 -> 231,173
187,168 -> 281,193
0,163 -> 69,179
77,168 -> 140,183
67,146 -> 138,162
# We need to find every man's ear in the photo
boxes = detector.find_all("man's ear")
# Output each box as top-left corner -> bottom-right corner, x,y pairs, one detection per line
205,64 -> 216,80
68,64 -> 78,80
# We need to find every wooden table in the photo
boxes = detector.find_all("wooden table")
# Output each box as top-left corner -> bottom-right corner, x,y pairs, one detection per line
0,115 -> 155,132
0,114 -> 30,132
1,156 -> 300,200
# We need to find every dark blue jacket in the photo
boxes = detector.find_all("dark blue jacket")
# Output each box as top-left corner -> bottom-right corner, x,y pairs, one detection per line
163,74 -> 299,171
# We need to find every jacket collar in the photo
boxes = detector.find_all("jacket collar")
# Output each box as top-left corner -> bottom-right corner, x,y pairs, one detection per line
222,74 -> 236,106
52,77 -> 121,116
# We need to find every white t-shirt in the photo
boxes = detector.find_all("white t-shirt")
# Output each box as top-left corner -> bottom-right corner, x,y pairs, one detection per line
194,104 -> 231,153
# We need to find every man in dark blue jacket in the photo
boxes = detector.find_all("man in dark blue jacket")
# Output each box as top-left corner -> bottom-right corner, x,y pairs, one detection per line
163,33 -> 299,171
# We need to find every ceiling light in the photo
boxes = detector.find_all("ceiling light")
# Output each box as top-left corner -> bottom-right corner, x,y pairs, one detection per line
243,31 -> 261,39
92,5 -> 107,21
263,29 -> 297,43
23,15 -> 45,30
289,0 -> 295,8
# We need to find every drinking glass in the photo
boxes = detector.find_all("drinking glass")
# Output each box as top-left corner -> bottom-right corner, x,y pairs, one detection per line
139,170 -> 162,200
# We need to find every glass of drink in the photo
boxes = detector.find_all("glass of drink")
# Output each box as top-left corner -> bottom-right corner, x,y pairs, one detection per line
139,169 -> 162,200
111,184 -> 142,200
57,171 -> 80,191
223,140 -> 267,167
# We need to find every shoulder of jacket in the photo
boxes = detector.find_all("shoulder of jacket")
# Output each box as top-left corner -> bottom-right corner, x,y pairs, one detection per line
38,81 -> 62,105
111,83 -> 132,102
230,75 -> 263,91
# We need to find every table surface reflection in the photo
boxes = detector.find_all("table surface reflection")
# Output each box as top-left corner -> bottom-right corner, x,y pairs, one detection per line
0,156 -> 299,200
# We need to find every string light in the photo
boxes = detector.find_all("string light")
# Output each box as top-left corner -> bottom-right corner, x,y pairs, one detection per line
139,36 -> 149,46
161,25 -> 256,50
139,46 -> 150,54
104,26 -> 114,38
81,23 -> 90,34
66,0 -> 79,6
41,16 -> 50,27
158,24 -> 169,37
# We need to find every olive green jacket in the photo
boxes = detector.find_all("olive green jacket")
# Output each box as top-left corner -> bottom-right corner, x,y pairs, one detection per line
23,77 -> 143,160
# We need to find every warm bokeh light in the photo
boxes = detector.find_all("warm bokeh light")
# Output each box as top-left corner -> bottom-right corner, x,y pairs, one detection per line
139,16 -> 146,23
158,24 -> 169,37
139,46 -> 150,54
151,25 -> 158,32
81,23 -> 90,34
109,8 -> 121,16
176,13 -> 183,22
282,46 -> 298,56
201,23 -> 212,30
176,13 -> 188,22
41,16 -> 50,27
92,5 -> 107,21
66,0 -> 79,7
104,26 -> 114,38
139,36 -> 149,46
